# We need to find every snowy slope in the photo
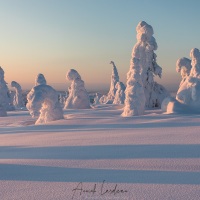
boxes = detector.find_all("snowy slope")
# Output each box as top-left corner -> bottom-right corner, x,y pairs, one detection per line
0,105 -> 200,200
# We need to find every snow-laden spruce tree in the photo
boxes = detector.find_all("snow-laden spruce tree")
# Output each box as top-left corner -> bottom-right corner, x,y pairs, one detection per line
122,57 -> 145,116
176,57 -> 192,86
93,93 -> 101,105
35,73 -> 46,86
11,81 -> 24,109
26,77 -> 63,124
113,81 -> 126,104
166,48 -> 200,113
132,21 -> 169,108
0,67 -> 14,111
64,69 -> 90,109
26,73 -> 48,117
106,61 -> 120,102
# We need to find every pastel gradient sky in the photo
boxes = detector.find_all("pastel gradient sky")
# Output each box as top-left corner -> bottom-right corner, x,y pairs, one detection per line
0,0 -> 200,92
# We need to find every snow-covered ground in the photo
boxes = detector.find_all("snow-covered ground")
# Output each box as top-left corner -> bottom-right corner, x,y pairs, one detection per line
0,104 -> 200,200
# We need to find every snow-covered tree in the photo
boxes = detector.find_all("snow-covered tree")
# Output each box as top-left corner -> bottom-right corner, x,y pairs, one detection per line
132,21 -> 169,108
11,81 -> 24,109
0,67 -> 15,111
64,69 -> 90,109
113,81 -> 126,104
35,73 -> 46,86
176,57 -> 192,86
27,74 -> 49,117
106,61 -> 119,101
99,61 -> 120,104
166,48 -> 200,113
27,79 -> 63,124
93,93 -> 101,105
122,57 -> 146,116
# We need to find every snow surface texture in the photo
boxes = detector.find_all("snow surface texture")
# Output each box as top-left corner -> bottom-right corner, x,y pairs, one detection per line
64,69 -> 90,109
11,81 -> 25,109
132,21 -> 169,108
166,48 -> 200,114
0,67 -> 14,111
122,57 -> 146,116
113,81 -> 125,104
0,105 -> 200,200
27,84 -> 64,124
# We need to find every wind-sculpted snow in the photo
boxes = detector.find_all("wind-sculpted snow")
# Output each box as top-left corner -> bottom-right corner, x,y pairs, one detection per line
122,58 -> 146,116
113,81 -> 125,104
132,21 -> 169,108
0,105 -> 200,200
11,81 -> 24,109
64,69 -> 90,109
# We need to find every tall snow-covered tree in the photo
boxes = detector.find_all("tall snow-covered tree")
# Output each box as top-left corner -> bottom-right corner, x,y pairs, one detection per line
132,21 -> 169,108
11,81 -> 24,109
106,61 -> 119,102
122,57 -> 146,116
64,69 -> 90,109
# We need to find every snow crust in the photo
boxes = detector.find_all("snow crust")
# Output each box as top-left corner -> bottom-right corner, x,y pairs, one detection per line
11,81 -> 24,109
64,69 -> 91,109
0,106 -> 200,200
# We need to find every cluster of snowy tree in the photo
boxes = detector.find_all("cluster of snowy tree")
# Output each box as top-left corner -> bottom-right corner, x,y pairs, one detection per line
1,20 -> 199,121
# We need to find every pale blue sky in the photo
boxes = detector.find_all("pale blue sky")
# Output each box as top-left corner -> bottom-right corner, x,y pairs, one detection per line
0,0 -> 200,92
